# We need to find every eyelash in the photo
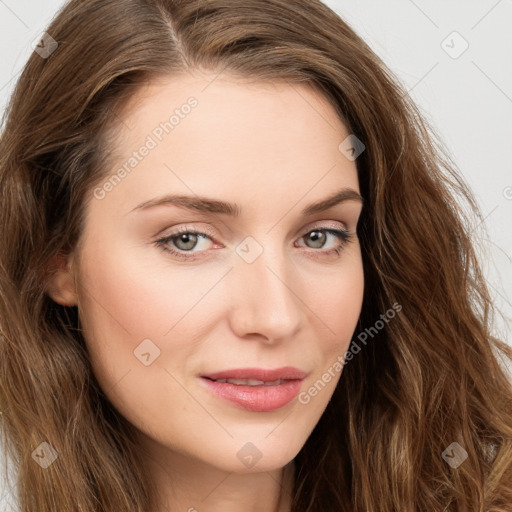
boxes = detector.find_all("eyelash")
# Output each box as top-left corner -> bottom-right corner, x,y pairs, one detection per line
155,225 -> 355,261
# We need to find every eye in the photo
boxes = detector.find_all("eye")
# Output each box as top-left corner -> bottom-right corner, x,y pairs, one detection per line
155,224 -> 355,261
155,227 -> 215,260
296,228 -> 353,257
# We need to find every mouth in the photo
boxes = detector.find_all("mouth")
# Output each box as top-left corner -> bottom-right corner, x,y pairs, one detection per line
199,367 -> 307,412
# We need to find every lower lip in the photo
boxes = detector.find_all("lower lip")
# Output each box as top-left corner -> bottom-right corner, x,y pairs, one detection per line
200,377 -> 303,412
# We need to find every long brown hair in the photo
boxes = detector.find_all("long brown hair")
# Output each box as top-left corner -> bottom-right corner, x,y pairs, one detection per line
1,0 -> 511,510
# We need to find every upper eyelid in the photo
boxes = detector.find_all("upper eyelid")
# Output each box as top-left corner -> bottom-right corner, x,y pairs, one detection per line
163,219 -> 350,236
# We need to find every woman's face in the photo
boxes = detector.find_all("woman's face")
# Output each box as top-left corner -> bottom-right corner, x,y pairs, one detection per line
51,70 -> 364,474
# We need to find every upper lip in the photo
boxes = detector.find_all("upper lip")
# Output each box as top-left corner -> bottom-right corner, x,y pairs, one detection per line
201,366 -> 307,381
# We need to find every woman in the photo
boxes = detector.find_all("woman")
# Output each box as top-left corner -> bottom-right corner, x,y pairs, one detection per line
1,0 -> 511,510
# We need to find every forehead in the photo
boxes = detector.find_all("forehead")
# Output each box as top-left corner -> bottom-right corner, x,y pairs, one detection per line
113,69 -> 351,159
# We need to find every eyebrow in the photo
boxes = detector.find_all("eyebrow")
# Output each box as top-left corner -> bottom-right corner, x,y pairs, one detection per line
128,187 -> 363,217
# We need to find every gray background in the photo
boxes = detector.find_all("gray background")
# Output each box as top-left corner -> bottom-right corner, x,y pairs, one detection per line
1,1 -> 511,508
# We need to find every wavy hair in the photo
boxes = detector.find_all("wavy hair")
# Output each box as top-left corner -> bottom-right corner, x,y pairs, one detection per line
1,0 -> 511,510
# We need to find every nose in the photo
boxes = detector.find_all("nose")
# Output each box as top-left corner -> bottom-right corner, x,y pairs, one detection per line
227,239 -> 304,344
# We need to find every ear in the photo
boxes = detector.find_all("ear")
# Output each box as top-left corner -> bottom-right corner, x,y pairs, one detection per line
44,252 -> 78,307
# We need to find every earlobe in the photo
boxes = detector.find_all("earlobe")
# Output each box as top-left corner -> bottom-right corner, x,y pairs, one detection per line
45,252 -> 78,307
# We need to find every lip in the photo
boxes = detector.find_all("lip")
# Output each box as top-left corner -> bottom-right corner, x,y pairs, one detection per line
200,366 -> 307,412
201,366 -> 307,381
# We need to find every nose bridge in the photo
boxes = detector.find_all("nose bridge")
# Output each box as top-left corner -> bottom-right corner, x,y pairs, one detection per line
229,234 -> 303,340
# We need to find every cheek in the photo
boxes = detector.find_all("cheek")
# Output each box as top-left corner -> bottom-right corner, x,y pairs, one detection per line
331,265 -> 364,347
311,247 -> 364,350
294,255 -> 363,416
307,248 -> 364,393
74,244 -> 212,395
75,248 -> 217,439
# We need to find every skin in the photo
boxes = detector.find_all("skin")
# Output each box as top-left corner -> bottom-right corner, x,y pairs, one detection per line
47,70 -> 365,512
